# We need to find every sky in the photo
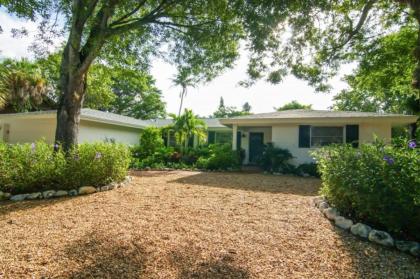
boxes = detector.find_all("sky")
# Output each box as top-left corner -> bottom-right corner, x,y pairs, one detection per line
0,10 -> 352,117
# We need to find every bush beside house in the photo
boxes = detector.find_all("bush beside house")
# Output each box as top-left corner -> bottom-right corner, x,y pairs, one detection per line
0,141 -> 130,194
313,140 -> 420,240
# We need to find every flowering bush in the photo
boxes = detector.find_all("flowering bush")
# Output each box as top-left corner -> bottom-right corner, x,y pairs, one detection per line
313,140 -> 420,240
0,141 -> 130,194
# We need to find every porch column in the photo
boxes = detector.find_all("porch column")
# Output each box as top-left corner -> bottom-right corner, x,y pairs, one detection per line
232,124 -> 238,150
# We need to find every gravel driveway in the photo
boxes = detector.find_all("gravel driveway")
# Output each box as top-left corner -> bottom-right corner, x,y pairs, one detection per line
0,171 -> 418,278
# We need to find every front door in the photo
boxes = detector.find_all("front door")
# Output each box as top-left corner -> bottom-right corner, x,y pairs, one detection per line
249,132 -> 264,164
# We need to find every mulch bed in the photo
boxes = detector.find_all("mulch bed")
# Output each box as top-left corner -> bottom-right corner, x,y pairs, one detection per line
0,171 -> 418,278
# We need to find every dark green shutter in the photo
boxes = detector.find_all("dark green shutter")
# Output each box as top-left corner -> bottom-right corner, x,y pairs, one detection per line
299,125 -> 311,148
346,125 -> 359,148
236,131 -> 241,149
208,131 -> 215,144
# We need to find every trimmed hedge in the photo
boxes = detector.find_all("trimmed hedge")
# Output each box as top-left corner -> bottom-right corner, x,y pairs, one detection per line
0,141 -> 131,194
313,141 -> 420,240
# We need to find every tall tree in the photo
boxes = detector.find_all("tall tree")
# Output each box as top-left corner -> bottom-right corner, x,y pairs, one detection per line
109,67 -> 165,119
171,69 -> 195,116
275,100 -> 312,111
0,59 -> 53,112
170,109 -> 206,152
333,27 -> 420,138
212,96 -> 252,118
2,1 -> 285,150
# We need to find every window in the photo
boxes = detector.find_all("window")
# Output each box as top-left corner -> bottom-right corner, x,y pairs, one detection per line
215,132 -> 232,144
310,126 -> 343,147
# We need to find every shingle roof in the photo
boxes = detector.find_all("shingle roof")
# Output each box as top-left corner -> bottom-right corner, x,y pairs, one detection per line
80,109 -> 149,128
226,109 -> 417,120
0,109 -> 149,129
145,118 -> 227,128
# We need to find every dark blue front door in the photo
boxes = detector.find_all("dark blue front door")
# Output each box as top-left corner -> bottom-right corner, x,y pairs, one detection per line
249,132 -> 264,164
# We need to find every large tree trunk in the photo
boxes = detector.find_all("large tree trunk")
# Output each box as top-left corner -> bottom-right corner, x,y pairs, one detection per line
54,43 -> 88,151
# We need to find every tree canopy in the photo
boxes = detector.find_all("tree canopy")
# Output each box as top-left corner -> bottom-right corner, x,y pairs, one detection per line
333,27 -> 418,115
212,97 -> 252,118
275,100 -> 312,111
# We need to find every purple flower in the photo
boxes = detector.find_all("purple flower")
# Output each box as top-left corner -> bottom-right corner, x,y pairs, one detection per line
408,140 -> 417,149
383,155 -> 394,165
95,152 -> 102,160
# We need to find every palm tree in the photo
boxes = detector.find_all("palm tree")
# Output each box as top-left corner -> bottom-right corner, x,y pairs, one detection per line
0,59 -> 49,112
171,70 -> 196,116
169,109 -> 207,152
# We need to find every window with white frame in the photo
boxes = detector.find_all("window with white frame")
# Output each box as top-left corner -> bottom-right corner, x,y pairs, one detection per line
310,126 -> 343,147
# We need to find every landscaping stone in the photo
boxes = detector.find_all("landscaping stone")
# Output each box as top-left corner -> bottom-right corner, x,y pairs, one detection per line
68,189 -> 78,196
368,230 -> 394,247
323,207 -> 339,221
318,201 -> 329,210
100,185 -> 109,191
4,193 -> 11,199
10,194 -> 29,202
26,192 -> 42,200
78,186 -> 96,195
313,196 -> 324,206
54,190 -> 68,197
334,216 -> 353,230
410,243 -> 420,257
395,240 -> 419,253
108,183 -> 116,190
350,223 -> 372,239
42,190 -> 56,199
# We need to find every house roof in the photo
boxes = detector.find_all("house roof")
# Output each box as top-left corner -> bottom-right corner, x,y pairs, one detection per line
0,109 -> 149,129
145,118 -> 227,129
220,109 -> 418,125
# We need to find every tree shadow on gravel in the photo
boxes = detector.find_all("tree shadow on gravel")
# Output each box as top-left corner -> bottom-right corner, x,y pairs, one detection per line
59,232 -> 148,279
169,172 -> 320,196
0,196 -> 76,216
59,231 -> 249,279
169,246 -> 250,279
330,223 -> 420,278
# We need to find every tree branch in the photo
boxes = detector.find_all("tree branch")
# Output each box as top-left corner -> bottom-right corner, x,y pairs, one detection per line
109,0 -> 148,27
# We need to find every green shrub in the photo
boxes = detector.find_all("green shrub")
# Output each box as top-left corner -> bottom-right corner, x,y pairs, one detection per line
258,143 -> 294,173
296,163 -> 320,177
136,127 -> 164,157
0,141 -> 130,194
313,141 -> 420,240
64,142 -> 131,188
196,144 -> 240,170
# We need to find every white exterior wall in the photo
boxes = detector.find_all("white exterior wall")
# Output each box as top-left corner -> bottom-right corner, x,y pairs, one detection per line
272,122 -> 393,165
359,122 -> 391,143
78,120 -> 141,145
0,118 -> 56,143
0,117 -> 141,145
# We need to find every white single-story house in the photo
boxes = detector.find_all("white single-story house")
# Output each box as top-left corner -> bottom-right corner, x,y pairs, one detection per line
0,108 -> 417,165
0,109 -> 149,145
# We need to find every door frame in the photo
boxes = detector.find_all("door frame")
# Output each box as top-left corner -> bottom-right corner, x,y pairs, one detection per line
248,132 -> 264,165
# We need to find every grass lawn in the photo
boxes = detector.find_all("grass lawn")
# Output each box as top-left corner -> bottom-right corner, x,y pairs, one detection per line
0,171 -> 418,278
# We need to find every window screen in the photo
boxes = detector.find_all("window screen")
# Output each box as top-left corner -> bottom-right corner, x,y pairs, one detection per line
311,126 -> 343,147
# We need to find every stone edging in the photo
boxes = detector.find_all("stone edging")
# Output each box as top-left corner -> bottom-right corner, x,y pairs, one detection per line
0,176 -> 133,202
313,196 -> 419,258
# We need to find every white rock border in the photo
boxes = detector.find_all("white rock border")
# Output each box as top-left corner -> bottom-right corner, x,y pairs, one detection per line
0,176 -> 133,202
313,196 -> 419,258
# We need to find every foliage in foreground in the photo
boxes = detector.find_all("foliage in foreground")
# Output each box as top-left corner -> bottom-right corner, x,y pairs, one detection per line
313,141 -> 420,240
0,141 -> 130,194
